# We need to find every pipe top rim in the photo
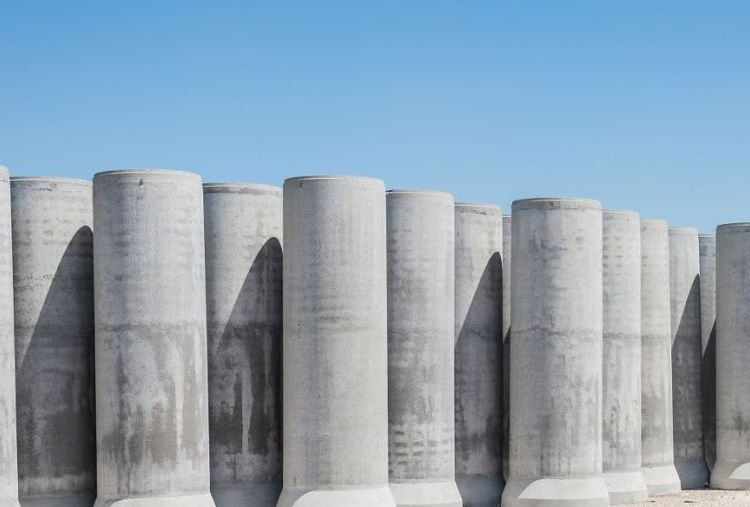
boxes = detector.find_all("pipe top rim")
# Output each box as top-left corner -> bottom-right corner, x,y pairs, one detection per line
717,222 -> 750,233
668,225 -> 698,234
698,233 -> 716,239
512,197 -> 601,210
0,165 -> 8,181
455,202 -> 501,212
285,175 -> 384,184
603,208 -> 639,217
203,182 -> 281,193
94,168 -> 201,180
387,188 -> 453,200
640,218 -> 668,227
10,176 -> 91,186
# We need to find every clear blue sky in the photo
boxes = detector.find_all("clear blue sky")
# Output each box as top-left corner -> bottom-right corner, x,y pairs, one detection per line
1,1 -> 748,232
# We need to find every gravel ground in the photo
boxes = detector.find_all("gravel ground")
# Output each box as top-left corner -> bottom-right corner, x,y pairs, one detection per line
616,489 -> 750,506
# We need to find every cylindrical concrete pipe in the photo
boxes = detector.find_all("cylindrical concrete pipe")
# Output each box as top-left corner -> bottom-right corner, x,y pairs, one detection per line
203,184 -> 283,507
669,227 -> 709,488
501,197 -> 609,507
711,223 -> 750,489
698,234 -> 716,473
640,219 -> 681,496
386,190 -> 461,507
501,214 -> 511,484
93,170 -> 214,507
601,210 -> 648,504
278,176 -> 395,507
0,166 -> 20,507
453,203 -> 504,506
11,177 -> 96,507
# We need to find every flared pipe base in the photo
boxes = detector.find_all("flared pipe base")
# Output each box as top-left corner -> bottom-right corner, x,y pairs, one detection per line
389,480 -> 462,506
674,457 -> 710,489
277,486 -> 396,507
20,492 -> 95,507
641,464 -> 681,496
210,484 -> 281,506
455,474 -> 504,507
501,476 -> 609,507
711,460 -> 750,490
94,492 -> 216,506
603,470 -> 649,504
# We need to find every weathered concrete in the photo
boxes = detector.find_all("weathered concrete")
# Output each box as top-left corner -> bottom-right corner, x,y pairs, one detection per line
602,210 -> 648,504
699,234 -> 717,473
669,227 -> 709,489
501,214 -> 511,485
711,223 -> 750,490
92,170 -> 214,507
10,177 -> 96,507
0,166 -> 20,507
453,203 -> 503,507
278,176 -> 395,507
203,184 -> 282,507
386,190 -> 461,507
640,219 -> 681,496
502,198 -> 609,507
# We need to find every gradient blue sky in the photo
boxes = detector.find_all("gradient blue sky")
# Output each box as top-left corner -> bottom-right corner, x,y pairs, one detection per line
1,1 -> 748,232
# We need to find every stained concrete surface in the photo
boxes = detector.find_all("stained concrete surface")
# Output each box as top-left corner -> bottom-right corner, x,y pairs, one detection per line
11,177 -> 96,507
640,219 -> 681,496
279,176 -> 394,507
454,203 -> 504,507
386,190 -> 461,507
602,210 -> 648,504
503,198 -> 608,507
203,183 -> 283,507
92,169 -> 214,507
0,165 -> 20,507
668,227 -> 709,489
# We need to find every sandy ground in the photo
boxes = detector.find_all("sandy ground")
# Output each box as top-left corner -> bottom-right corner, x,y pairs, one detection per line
616,489 -> 750,506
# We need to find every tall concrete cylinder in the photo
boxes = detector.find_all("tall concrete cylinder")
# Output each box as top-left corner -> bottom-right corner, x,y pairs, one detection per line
502,198 -> 608,507
279,176 -> 395,507
0,166 -> 19,507
669,227 -> 709,488
698,234 -> 716,472
501,215 -> 511,484
640,219 -> 681,495
203,184 -> 282,507
93,170 -> 214,507
711,223 -> 750,489
386,190 -> 461,507
453,203 -> 503,507
601,210 -> 648,504
11,178 -> 96,507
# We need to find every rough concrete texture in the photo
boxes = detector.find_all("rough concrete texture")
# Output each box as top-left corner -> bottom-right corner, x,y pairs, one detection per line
712,223 -> 750,490
386,190 -> 462,507
0,166 -> 20,507
279,176 -> 395,507
602,210 -> 648,504
617,489 -> 750,506
92,170 -> 214,507
501,215 -> 511,485
640,219 -> 681,496
502,198 -> 609,507
668,227 -> 709,489
453,203 -> 503,507
10,178 -> 95,507
698,234 -> 716,473
203,184 -> 282,506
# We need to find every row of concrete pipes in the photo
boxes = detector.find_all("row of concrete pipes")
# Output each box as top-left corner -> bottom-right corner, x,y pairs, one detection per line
0,167 -> 745,507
